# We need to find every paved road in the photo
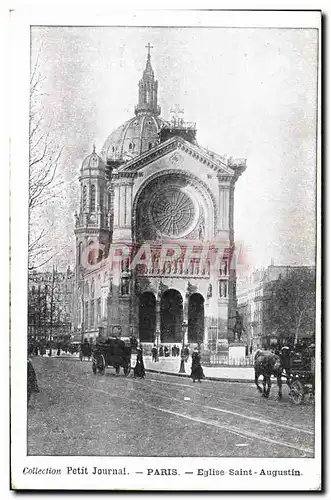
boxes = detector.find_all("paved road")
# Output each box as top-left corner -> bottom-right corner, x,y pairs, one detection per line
28,357 -> 315,458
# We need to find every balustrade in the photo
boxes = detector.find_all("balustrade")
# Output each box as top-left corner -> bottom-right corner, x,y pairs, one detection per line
135,259 -> 211,277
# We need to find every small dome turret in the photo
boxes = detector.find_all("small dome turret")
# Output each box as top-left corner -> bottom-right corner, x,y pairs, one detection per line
81,144 -> 105,172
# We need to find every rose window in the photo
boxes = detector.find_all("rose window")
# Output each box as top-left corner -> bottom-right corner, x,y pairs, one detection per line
149,186 -> 198,237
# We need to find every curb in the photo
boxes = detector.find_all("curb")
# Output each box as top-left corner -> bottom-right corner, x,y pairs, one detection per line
36,356 -> 255,384
144,367 -> 254,384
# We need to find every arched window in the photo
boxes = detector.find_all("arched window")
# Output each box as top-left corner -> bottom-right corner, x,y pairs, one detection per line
90,300 -> 95,328
82,186 -> 87,211
99,187 -> 104,209
78,242 -> 82,265
90,185 -> 96,211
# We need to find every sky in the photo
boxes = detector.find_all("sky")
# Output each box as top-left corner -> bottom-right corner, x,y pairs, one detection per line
30,26 -> 318,271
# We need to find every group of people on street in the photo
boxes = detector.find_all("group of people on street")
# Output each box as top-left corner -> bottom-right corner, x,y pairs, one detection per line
151,344 -> 191,362
150,343 -> 205,382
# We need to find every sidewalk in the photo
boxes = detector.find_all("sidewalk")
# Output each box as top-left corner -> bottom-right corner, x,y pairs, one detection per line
40,353 -> 256,383
142,356 -> 255,383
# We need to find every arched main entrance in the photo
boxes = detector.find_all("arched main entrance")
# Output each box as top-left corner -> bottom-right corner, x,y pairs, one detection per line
188,293 -> 205,343
161,289 -> 183,343
139,292 -> 156,342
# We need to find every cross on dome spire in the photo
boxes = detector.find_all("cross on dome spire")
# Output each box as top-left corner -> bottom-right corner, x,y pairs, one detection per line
145,43 -> 153,60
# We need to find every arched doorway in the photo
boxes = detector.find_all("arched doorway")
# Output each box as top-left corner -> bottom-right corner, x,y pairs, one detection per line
139,292 -> 156,342
188,293 -> 205,343
161,289 -> 183,343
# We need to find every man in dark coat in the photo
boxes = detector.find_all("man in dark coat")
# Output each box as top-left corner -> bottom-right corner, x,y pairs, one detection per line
151,345 -> 157,362
27,358 -> 40,403
134,348 -> 145,379
190,348 -> 204,383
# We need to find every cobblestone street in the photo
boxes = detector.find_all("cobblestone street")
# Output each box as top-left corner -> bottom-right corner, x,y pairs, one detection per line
27,357 -> 315,458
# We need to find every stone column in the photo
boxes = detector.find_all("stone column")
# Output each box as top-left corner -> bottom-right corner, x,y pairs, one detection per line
112,176 -> 134,242
217,176 -> 231,231
126,181 -> 133,226
113,181 -> 120,228
183,295 -> 189,344
156,299 -> 161,343
119,185 -> 126,227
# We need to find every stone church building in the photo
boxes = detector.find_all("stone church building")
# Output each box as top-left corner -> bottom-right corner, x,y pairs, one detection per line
73,48 -> 246,351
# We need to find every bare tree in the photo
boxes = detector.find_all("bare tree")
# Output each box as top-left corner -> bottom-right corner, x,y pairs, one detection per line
28,53 -> 64,270
264,268 -> 316,345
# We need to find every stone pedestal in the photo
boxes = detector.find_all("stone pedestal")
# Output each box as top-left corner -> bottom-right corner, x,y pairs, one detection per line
228,343 -> 246,363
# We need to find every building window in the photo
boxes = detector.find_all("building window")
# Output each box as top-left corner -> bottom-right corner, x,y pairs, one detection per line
84,301 -> 89,328
219,280 -> 227,298
90,300 -> 95,328
121,278 -> 130,296
148,142 -> 153,150
97,298 -> 101,324
82,186 -> 87,211
91,279 -> 95,298
90,185 -> 96,211
100,187 -> 104,209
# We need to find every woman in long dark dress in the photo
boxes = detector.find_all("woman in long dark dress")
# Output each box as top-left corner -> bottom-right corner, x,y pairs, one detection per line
190,348 -> 204,383
134,348 -> 145,379
27,358 -> 40,403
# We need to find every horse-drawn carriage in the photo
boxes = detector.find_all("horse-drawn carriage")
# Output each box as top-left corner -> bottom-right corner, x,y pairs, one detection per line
92,337 -> 131,376
254,344 -> 315,404
286,349 -> 315,405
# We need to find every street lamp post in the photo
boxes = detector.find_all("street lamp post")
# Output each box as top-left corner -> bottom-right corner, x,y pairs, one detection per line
179,321 -> 187,373
155,329 -> 160,362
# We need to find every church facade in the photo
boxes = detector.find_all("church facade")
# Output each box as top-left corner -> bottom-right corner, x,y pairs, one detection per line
73,48 -> 246,351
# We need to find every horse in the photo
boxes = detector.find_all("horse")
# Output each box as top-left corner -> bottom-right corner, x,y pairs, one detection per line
254,349 -> 283,400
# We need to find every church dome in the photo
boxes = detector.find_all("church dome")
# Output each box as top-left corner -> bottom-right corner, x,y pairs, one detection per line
100,114 -> 168,162
81,145 -> 105,172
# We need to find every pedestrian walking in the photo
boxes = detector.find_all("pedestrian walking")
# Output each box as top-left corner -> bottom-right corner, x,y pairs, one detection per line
159,345 -> 164,357
27,358 -> 40,403
134,347 -> 145,379
151,344 -> 157,362
190,347 -> 204,383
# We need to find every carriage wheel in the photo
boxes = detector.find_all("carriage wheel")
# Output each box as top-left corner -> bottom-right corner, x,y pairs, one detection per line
92,358 -> 97,375
289,379 -> 304,405
98,355 -> 106,375
124,365 -> 131,376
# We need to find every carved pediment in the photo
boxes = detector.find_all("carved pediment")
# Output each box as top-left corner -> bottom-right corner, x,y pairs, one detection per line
117,136 -> 246,178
